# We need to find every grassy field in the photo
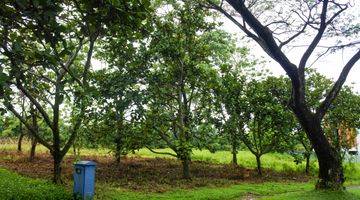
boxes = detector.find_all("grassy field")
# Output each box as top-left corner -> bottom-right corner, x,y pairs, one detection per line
132,148 -> 315,173
101,183 -> 360,200
1,167 -> 360,200
1,141 -> 360,199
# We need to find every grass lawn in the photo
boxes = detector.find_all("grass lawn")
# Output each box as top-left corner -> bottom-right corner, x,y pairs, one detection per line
0,168 -> 71,200
131,148 -> 314,173
1,167 -> 360,200
98,182 -> 314,200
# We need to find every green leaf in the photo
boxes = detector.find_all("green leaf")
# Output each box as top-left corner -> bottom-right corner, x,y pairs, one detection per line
0,73 -> 9,85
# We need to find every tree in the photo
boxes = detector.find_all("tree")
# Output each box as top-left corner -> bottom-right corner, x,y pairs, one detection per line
88,10 -> 152,165
0,0 -> 151,183
214,47 -> 252,165
324,86 -> 360,159
89,67 -> 146,165
289,70 -> 360,174
143,1 -> 229,179
207,0 -> 360,189
242,76 -> 294,175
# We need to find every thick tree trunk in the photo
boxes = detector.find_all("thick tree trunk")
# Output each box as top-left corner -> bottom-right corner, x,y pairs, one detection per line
296,113 -> 344,189
316,155 -> 343,189
305,153 -> 310,175
256,155 -> 262,176
52,153 -> 63,184
182,157 -> 190,179
29,138 -> 37,162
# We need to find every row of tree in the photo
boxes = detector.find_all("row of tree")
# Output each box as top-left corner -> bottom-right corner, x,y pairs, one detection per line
1,0 -> 359,190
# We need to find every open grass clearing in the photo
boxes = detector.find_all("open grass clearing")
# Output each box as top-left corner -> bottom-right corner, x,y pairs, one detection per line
1,167 -> 360,200
1,140 -> 360,199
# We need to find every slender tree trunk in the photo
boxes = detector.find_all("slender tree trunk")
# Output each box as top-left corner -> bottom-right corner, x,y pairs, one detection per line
114,114 -> 124,166
182,156 -> 190,179
232,151 -> 237,165
29,104 -> 38,162
297,113 -> 344,189
18,96 -> 25,152
305,153 -> 310,175
72,142 -> 82,158
231,141 -> 238,165
256,155 -> 262,176
115,140 -> 121,166
29,138 -> 37,162
114,127 -> 122,166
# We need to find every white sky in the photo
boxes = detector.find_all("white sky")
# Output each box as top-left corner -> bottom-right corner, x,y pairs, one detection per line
93,2 -> 360,92
219,2 -> 360,93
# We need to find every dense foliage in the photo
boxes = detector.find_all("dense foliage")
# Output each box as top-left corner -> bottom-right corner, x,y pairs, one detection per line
0,0 -> 359,188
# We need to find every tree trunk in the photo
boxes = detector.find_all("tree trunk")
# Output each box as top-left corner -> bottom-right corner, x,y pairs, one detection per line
114,116 -> 124,166
297,113 -> 344,189
73,143 -> 79,158
29,105 -> 38,162
29,137 -> 37,162
256,155 -> 262,176
114,130 -> 122,166
182,157 -> 190,179
231,137 -> 238,165
115,142 -> 121,166
52,153 -> 63,184
305,153 -> 310,175
232,151 -> 237,165
17,130 -> 24,152
18,97 -> 25,152
316,154 -> 343,189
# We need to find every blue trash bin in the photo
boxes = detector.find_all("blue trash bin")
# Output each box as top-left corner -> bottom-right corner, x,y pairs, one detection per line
73,161 -> 96,200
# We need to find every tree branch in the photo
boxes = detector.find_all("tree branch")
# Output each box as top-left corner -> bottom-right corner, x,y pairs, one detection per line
316,49 -> 360,119
145,146 -> 177,157
206,0 -> 261,43
15,80 -> 54,130
3,96 -> 52,150
299,0 -> 329,78
224,0 -> 299,80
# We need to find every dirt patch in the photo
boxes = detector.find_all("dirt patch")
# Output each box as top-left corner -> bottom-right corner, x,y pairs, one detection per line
0,150 -> 311,192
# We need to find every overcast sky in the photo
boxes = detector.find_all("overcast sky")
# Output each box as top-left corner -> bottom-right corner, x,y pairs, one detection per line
219,2 -> 360,93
